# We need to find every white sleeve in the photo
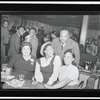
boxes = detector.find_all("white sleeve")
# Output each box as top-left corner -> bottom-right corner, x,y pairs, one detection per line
34,61 -> 43,83
46,56 -> 62,85
67,67 -> 79,81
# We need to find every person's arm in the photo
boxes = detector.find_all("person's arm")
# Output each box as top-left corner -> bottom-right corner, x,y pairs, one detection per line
44,77 -> 72,89
34,61 -> 43,83
6,56 -> 15,72
14,36 -> 20,53
45,67 -> 79,89
73,43 -> 80,66
46,56 -> 62,85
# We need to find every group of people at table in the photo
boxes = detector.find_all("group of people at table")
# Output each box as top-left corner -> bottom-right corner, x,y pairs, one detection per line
1,25 -> 80,89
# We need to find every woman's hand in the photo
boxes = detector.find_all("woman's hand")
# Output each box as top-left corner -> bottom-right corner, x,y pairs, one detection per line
32,81 -> 38,85
6,68 -> 12,73
44,84 -> 52,89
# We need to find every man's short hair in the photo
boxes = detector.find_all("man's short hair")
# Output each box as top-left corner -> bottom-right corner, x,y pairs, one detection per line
17,26 -> 25,30
59,28 -> 70,35
30,27 -> 37,33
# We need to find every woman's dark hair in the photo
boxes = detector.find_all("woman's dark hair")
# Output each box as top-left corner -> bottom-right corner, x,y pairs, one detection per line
43,43 -> 53,56
64,49 -> 75,58
21,42 -> 32,54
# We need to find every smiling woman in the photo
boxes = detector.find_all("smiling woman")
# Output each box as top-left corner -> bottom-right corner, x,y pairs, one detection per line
34,42 -> 62,86
5,42 -> 36,80
44,49 -> 79,89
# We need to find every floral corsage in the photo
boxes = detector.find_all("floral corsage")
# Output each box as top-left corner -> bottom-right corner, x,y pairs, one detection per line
30,58 -> 34,65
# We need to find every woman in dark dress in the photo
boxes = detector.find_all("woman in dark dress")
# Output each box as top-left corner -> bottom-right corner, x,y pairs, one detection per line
6,42 -> 36,80
33,42 -> 62,86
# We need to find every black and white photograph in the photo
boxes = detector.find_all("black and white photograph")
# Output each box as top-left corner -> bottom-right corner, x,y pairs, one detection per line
0,2 -> 100,99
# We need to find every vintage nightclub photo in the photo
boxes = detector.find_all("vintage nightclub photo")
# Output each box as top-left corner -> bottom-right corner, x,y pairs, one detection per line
1,14 -> 100,90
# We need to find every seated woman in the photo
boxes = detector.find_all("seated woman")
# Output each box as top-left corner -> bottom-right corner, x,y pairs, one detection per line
6,42 -> 36,80
44,49 -> 79,89
33,42 -> 62,86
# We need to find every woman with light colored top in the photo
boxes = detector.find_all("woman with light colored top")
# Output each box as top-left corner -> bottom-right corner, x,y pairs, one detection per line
33,42 -> 62,86
44,49 -> 79,89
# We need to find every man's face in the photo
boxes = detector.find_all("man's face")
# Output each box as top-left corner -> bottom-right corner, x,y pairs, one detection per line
3,21 -> 9,29
59,30 -> 70,44
29,29 -> 36,37
29,23 -> 33,28
18,27 -> 25,36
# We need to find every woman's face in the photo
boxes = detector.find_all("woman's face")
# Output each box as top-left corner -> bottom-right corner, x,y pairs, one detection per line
22,45 -> 31,56
64,52 -> 74,66
44,45 -> 54,57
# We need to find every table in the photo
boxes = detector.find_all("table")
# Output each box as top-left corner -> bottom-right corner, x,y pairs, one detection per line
1,72 -> 46,89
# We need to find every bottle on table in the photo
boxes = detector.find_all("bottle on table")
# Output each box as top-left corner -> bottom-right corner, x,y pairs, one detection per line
85,61 -> 89,70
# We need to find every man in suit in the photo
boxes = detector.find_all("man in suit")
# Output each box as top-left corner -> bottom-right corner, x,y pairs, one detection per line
52,28 -> 80,66
8,26 -> 25,59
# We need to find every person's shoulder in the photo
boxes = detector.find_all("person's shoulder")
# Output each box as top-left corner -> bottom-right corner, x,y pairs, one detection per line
60,65 -> 67,71
52,38 -> 59,43
12,33 -> 17,37
10,33 -> 17,40
12,54 -> 21,60
69,38 -> 78,45
71,64 -> 79,71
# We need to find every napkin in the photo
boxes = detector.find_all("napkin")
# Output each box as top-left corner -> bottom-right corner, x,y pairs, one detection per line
1,72 -> 15,80
5,79 -> 25,88
6,75 -> 15,80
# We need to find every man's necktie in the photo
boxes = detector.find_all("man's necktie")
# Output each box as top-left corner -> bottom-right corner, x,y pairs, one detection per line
61,43 -> 64,50
20,36 -> 23,44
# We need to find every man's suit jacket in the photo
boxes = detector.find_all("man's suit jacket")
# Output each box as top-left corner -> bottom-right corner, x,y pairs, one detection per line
52,38 -> 80,66
29,35 -> 38,58
1,26 -> 9,44
8,33 -> 21,58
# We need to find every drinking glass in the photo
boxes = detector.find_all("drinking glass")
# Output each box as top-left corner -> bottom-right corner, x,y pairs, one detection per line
18,74 -> 25,81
